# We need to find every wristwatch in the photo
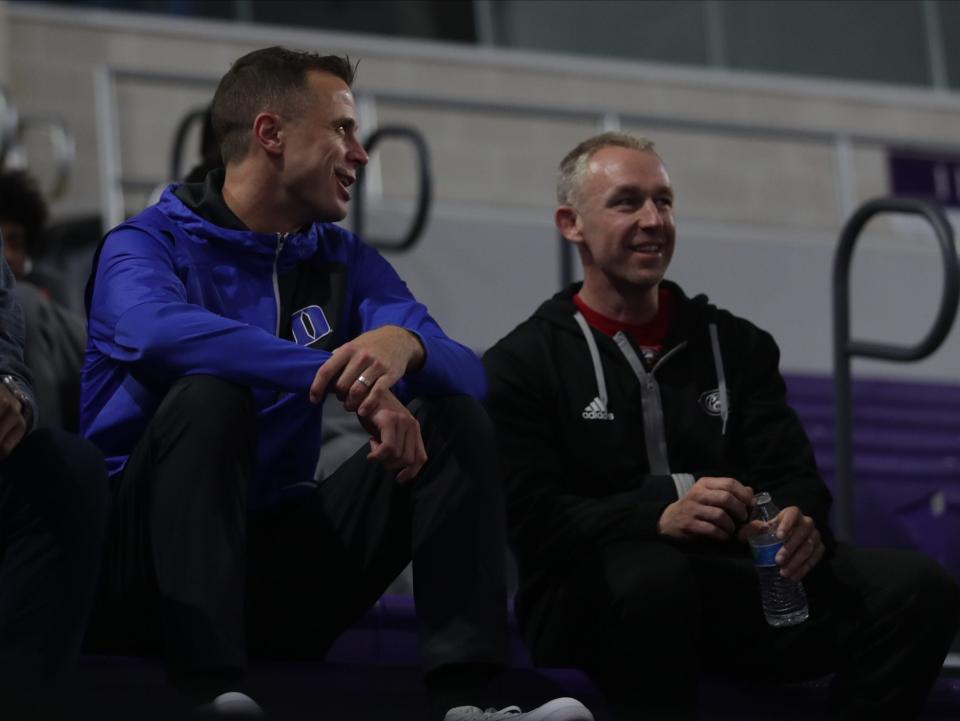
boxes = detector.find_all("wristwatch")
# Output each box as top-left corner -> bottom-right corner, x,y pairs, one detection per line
1,375 -> 32,426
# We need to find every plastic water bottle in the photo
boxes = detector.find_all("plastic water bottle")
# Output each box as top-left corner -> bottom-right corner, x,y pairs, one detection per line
748,492 -> 809,627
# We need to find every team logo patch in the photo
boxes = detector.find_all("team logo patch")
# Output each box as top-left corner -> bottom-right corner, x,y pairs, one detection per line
291,305 -> 332,347
582,397 -> 615,421
700,389 -> 722,416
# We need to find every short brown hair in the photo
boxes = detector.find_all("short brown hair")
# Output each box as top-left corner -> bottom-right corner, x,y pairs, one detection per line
557,132 -> 657,205
211,46 -> 357,164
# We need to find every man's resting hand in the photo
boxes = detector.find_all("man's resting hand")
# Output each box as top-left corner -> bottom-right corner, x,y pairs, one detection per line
357,389 -> 427,484
657,476 -> 753,541
309,325 -> 425,413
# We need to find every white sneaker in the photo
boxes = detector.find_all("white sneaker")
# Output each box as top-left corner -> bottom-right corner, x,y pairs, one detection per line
193,691 -> 265,719
444,697 -> 594,721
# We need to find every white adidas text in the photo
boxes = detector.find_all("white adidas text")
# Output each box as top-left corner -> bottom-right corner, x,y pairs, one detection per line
582,397 -> 615,421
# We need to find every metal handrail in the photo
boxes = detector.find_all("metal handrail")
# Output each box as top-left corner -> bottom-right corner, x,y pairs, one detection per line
351,125 -> 432,252
93,66 -> 878,231
832,197 -> 959,542
97,65 -> 960,242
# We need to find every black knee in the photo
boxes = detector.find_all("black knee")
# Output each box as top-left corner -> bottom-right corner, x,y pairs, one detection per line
560,541 -> 701,657
410,395 -> 496,471
0,430 -> 109,669
604,541 -> 701,632
140,376 -> 256,502
409,395 -> 501,502
402,396 -> 507,584
412,394 -> 494,449
565,541 -> 701,702
3,428 -> 110,536
158,375 -> 255,440
903,552 -> 960,638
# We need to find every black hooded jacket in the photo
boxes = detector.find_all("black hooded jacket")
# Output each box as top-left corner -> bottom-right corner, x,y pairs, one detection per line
483,280 -> 834,655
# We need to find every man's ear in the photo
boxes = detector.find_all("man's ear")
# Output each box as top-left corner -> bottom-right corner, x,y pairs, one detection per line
555,204 -> 583,244
252,112 -> 284,157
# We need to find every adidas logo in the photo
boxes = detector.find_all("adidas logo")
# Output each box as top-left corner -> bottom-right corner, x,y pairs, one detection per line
582,397 -> 615,421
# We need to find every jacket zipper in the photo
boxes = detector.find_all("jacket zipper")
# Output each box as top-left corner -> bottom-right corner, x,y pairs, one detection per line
273,232 -> 287,336
613,334 -> 687,475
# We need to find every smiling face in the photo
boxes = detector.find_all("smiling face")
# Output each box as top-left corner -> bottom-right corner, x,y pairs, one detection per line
280,70 -> 369,223
558,145 -> 676,308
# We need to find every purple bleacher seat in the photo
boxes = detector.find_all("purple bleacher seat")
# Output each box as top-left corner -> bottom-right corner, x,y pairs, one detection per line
784,373 -> 960,583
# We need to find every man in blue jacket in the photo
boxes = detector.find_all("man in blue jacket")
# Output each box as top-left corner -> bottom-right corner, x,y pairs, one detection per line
82,46 -> 592,721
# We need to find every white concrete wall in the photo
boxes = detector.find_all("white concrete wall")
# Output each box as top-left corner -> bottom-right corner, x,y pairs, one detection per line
6,3 -> 960,382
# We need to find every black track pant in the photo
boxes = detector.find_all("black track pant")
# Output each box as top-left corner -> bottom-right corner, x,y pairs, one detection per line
525,539 -> 960,720
89,375 -> 509,691
0,429 -> 109,699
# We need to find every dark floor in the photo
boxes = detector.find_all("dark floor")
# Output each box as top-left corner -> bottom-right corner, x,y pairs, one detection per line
17,656 -> 960,721
15,598 -> 954,720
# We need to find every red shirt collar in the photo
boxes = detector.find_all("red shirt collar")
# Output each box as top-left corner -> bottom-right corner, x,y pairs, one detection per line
573,287 -> 673,349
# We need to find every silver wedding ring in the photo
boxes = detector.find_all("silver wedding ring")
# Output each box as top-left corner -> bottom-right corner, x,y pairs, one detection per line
355,374 -> 373,388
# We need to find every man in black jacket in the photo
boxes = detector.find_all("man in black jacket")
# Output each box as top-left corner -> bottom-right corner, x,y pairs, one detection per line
483,132 -> 960,720
0,171 -> 86,431
0,234 -> 108,715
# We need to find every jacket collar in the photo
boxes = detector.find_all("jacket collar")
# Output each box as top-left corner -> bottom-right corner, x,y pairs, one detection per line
536,279 -> 713,340
551,279 -> 730,433
158,171 -> 318,261
174,168 -> 247,231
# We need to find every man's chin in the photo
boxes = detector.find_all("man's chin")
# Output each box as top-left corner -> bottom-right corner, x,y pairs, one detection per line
315,203 -> 348,224
599,272 -> 663,299
627,269 -> 666,289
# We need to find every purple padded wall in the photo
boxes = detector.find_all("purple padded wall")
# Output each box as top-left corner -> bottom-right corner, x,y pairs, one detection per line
785,373 -> 960,579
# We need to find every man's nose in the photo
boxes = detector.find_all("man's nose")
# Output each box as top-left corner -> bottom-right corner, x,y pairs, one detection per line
349,137 -> 369,167
636,200 -> 662,227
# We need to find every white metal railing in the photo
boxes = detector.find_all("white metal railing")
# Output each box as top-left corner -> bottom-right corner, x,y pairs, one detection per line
93,63 -> 960,234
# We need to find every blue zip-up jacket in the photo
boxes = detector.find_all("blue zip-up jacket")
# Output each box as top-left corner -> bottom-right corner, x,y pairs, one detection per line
81,183 -> 486,507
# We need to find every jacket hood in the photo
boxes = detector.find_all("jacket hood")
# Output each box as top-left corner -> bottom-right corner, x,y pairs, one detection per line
533,279 -> 718,338
155,184 -> 319,264
85,180 -> 328,316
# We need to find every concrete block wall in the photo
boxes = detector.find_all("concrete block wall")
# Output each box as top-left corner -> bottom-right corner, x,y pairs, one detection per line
4,2 -> 960,381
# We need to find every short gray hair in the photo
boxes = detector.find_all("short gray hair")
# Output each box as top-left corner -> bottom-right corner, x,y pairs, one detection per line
556,132 -> 657,205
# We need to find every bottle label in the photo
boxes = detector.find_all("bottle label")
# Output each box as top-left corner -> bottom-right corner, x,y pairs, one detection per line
751,541 -> 782,567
